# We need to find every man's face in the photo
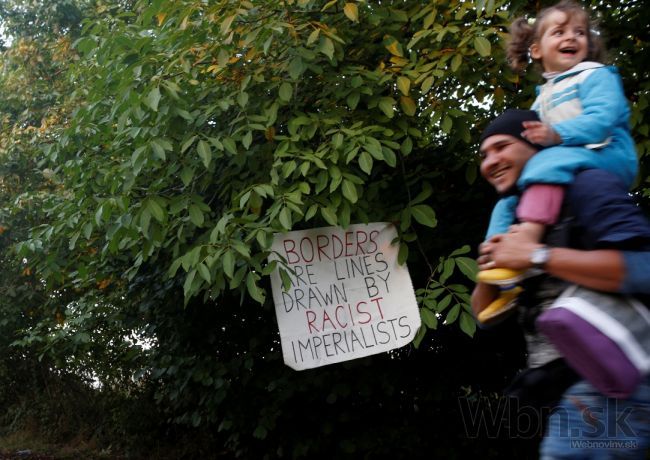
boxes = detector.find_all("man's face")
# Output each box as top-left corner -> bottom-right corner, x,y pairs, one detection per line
479,134 -> 538,194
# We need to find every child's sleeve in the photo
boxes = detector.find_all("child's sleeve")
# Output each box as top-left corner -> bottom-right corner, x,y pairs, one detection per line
551,67 -> 628,146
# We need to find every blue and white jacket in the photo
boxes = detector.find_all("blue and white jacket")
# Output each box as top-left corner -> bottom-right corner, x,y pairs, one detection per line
531,61 -> 634,153
520,61 -> 639,189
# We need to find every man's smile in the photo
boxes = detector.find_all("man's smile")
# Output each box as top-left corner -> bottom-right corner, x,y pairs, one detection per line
489,166 -> 510,181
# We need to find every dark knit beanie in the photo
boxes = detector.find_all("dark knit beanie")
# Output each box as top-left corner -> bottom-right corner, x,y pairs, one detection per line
479,109 -> 544,150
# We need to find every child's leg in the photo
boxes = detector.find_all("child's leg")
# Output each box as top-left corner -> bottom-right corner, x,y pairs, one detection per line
514,184 -> 565,243
517,145 -> 636,190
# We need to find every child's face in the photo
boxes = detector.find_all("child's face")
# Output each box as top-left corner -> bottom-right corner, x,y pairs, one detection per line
531,10 -> 589,73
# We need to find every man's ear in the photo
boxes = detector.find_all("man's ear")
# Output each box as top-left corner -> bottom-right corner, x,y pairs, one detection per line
530,42 -> 542,60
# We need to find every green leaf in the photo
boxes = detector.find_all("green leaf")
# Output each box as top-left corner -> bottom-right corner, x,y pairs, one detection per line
95,205 -> 104,226
181,136 -> 197,153
237,91 -> 249,108
451,53 -> 462,72
486,0 -> 496,15
347,91 -> 360,110
398,242 -> 408,265
421,308 -> 438,329
440,258 -> 455,283
232,240 -> 251,259
322,0 -> 337,12
246,272 -> 266,304
321,207 -> 338,225
168,257 -> 183,277
242,131 -> 253,150
140,209 -> 151,236
445,304 -> 461,324
279,207 -> 292,229
456,256 -> 478,281
176,108 -> 193,120
450,245 -> 471,257
145,87 -> 161,111
223,250 -> 235,278
397,76 -> 410,96
341,179 -> 358,203
378,97 -> 395,118
150,139 -> 166,161
382,147 -> 397,167
412,325 -> 426,348
197,140 -> 212,168
289,57 -> 305,79
305,204 -> 318,221
279,82 -> 293,102
400,208 -> 411,232
280,268 -> 292,291
425,288 -> 445,302
359,151 -> 373,174
460,311 -> 477,337
441,116 -> 452,134
307,29 -> 320,46
189,205 -> 204,227
364,138 -> 383,159
83,223 -> 93,239
180,167 -> 194,187
319,36 -> 335,60
332,133 -> 344,149
421,76 -> 434,94
147,199 -> 165,222
410,205 -> 437,228
183,269 -> 198,300
401,136 -> 413,155
474,36 -> 492,57
198,263 -> 211,283
223,138 -> 237,155
74,37 -> 95,55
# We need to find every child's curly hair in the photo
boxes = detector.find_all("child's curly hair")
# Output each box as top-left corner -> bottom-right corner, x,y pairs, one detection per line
507,0 -> 606,72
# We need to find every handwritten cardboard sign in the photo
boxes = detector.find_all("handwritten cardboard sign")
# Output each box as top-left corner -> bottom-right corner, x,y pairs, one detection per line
269,223 -> 421,370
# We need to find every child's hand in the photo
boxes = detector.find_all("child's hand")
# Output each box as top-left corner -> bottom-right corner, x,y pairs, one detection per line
521,121 -> 561,146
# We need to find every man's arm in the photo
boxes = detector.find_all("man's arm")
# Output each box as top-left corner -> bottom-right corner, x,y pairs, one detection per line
480,232 -> 625,292
471,234 -> 627,318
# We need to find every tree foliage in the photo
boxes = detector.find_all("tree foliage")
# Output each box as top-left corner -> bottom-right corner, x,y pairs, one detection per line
0,0 -> 648,457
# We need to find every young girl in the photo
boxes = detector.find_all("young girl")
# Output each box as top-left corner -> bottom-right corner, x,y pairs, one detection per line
477,0 -> 639,324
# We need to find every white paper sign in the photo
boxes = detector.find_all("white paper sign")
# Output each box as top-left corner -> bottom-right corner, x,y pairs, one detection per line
269,222 -> 421,370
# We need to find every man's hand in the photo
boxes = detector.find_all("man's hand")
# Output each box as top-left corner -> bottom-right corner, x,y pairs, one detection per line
478,228 -> 542,271
521,121 -> 562,146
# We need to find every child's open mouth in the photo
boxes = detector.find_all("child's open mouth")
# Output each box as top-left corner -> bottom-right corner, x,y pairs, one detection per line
559,47 -> 577,55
